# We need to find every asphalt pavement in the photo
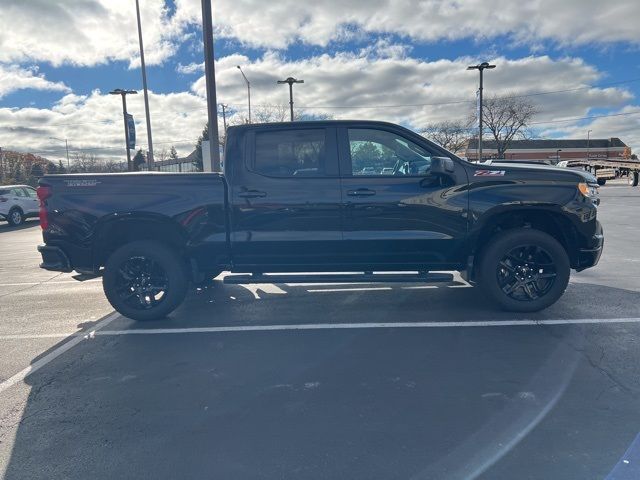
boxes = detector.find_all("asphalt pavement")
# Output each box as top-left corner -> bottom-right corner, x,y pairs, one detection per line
1,182 -> 640,479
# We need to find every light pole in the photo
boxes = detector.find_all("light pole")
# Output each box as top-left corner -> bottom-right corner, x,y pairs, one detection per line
467,62 -> 496,162
236,65 -> 251,123
49,136 -> 70,169
201,0 -> 221,171
109,88 -> 137,171
220,104 -> 228,133
135,0 -> 154,167
556,149 -> 562,164
587,129 -> 592,161
277,77 -> 304,121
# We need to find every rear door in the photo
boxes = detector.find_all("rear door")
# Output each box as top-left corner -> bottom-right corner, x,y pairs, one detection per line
338,125 -> 469,268
229,126 -> 343,269
21,187 -> 40,214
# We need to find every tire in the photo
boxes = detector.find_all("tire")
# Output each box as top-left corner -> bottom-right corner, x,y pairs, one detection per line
478,228 -> 570,312
7,208 -> 24,226
597,178 -> 607,186
628,172 -> 639,187
103,241 -> 188,321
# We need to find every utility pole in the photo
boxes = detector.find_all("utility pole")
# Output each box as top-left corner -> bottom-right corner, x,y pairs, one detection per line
135,0 -> 154,167
556,149 -> 562,164
236,66 -> 251,123
277,77 -> 304,121
201,0 -> 221,171
467,62 -> 496,162
109,89 -> 137,171
587,129 -> 592,161
220,104 -> 228,132
49,136 -> 70,169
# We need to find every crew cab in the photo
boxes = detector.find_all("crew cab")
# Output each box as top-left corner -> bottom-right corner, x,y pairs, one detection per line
36,120 -> 604,320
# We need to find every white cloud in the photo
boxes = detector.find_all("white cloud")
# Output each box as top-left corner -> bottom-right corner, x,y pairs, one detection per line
0,89 -> 207,162
0,65 -> 71,98
1,0 -> 639,69
1,51 -> 637,163
0,0 -> 185,67
173,0 -> 640,49
176,62 -> 205,74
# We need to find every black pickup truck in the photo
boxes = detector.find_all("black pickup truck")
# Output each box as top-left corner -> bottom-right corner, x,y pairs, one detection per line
37,120 -> 603,320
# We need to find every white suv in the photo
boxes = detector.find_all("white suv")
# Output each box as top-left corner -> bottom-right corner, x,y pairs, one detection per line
0,185 -> 40,226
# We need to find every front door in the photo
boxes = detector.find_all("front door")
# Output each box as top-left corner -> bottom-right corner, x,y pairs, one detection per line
338,125 -> 469,268
230,126 -> 343,270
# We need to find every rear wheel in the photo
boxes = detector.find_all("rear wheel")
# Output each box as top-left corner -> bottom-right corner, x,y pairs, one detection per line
103,241 -> 188,321
478,228 -> 570,312
7,208 -> 23,226
628,171 -> 639,187
597,178 -> 607,186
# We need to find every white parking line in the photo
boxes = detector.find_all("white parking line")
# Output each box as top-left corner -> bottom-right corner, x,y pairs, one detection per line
0,311 -> 119,395
2,317 -> 640,343
2,316 -> 639,395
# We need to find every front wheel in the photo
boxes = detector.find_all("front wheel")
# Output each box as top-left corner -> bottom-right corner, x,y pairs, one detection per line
478,228 -> 570,312
103,241 -> 188,321
628,171 -> 639,187
7,208 -> 24,226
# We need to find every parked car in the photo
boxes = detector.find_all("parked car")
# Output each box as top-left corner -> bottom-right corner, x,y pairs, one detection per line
37,120 -> 603,320
0,184 -> 40,226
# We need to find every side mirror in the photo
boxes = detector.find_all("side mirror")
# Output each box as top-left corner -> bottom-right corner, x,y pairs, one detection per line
430,156 -> 455,174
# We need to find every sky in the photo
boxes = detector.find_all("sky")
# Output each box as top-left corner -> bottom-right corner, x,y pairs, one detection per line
0,0 -> 639,163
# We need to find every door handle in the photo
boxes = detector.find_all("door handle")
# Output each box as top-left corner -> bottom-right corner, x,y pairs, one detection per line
347,188 -> 376,197
238,190 -> 267,199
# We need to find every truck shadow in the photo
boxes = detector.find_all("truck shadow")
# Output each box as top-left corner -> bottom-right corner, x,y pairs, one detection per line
2,282 -> 640,479
0,219 -> 39,232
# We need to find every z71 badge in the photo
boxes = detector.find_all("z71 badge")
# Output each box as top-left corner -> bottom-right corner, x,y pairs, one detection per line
474,170 -> 506,176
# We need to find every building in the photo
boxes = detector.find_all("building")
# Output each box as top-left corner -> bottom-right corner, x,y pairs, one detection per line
465,138 -> 628,163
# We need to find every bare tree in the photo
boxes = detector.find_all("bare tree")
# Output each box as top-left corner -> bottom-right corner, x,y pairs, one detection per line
475,95 -> 537,158
421,120 -> 472,154
156,148 -> 169,162
251,105 -> 289,123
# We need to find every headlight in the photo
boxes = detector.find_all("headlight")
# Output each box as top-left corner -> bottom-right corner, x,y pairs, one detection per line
578,182 -> 599,200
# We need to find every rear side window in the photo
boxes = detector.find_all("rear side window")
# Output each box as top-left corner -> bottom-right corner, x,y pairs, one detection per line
23,187 -> 38,198
11,188 -> 26,197
253,129 -> 327,177
0,189 -> 8,195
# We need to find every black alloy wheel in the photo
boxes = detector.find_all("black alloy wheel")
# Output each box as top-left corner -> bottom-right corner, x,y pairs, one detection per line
496,245 -> 557,301
103,241 -> 188,321
114,256 -> 170,310
478,228 -> 570,312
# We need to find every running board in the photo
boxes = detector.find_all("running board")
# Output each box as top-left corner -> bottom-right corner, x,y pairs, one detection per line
223,272 -> 454,285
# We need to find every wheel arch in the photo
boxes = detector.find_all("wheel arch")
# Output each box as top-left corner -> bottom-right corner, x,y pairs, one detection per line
468,206 -> 580,279
92,213 -> 188,269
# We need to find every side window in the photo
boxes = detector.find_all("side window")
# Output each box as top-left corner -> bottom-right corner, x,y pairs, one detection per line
11,188 -> 26,197
23,187 -> 38,198
348,128 -> 433,176
253,129 -> 327,177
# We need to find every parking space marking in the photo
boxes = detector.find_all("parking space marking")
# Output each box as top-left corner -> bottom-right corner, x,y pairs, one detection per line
0,279 -> 101,287
0,311 -> 120,395
3,317 -> 640,343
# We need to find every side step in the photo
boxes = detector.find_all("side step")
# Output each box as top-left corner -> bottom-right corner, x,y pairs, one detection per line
223,272 -> 454,285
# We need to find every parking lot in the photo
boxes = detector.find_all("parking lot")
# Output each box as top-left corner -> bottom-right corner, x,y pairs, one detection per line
0,182 -> 638,479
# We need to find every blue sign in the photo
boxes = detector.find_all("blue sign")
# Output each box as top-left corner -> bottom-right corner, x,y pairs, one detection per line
126,113 -> 136,149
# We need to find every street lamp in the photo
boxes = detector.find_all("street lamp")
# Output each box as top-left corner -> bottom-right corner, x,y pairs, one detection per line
135,0 -> 154,167
236,65 -> 251,123
556,149 -> 562,164
467,61 -> 496,162
109,88 -> 137,171
587,129 -> 592,161
277,77 -> 304,121
49,136 -> 70,169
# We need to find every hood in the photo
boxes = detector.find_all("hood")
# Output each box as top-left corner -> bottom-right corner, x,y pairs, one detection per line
490,162 -> 598,184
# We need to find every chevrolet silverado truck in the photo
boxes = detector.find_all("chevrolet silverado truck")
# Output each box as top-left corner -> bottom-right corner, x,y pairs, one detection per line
36,120 -> 603,320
